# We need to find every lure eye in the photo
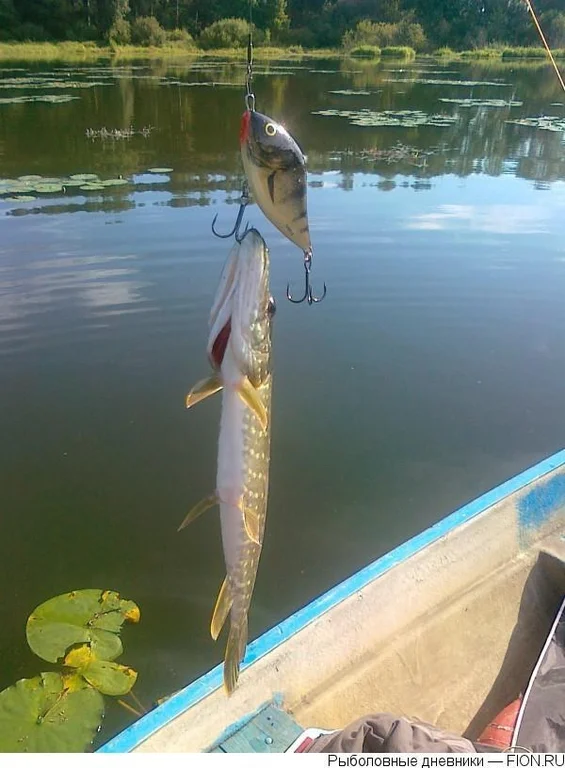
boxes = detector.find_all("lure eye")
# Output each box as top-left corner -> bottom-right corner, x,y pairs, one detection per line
265,122 -> 277,137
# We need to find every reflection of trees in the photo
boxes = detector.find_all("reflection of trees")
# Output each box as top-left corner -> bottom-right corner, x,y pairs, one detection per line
1,59 -> 564,194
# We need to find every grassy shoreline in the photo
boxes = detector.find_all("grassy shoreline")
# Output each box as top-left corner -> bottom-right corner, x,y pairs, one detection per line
0,40 -> 563,63
0,41 -> 341,61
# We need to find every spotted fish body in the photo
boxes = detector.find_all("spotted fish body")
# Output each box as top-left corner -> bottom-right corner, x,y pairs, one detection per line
182,229 -> 273,693
240,109 -> 311,253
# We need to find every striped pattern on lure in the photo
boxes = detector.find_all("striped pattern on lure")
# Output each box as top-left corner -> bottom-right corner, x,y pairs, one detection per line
240,109 -> 312,254
180,228 -> 274,694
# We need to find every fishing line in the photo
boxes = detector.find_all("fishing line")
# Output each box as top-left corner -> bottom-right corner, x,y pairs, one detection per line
525,0 -> 565,93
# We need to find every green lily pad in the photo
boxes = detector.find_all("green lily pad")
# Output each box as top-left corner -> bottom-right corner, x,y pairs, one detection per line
65,647 -> 138,696
69,173 -> 99,181
147,167 -> 173,174
18,175 -> 43,182
79,183 -> 106,191
100,178 -> 129,187
61,178 -> 88,187
0,673 -> 104,753
4,195 -> 36,202
34,183 -> 64,194
26,589 -> 140,664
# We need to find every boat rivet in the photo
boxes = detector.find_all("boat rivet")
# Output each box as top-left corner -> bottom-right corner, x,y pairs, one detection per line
265,737 -> 273,745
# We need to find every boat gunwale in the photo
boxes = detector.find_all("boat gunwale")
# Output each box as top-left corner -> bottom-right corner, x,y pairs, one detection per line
98,448 -> 565,753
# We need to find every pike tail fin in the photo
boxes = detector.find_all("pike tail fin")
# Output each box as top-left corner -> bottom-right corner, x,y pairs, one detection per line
210,577 -> 232,641
223,617 -> 249,695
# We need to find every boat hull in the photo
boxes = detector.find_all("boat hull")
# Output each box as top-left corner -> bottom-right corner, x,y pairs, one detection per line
99,450 -> 565,753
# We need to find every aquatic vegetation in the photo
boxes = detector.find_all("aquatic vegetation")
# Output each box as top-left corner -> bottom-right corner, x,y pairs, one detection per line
313,108 -> 458,128
502,47 -> 564,59
0,589 -> 140,753
329,89 -> 372,95
381,46 -> 416,58
0,674 -> 105,753
148,167 -> 174,173
0,94 -> 80,105
0,173 -> 132,202
86,127 -> 155,140
34,183 -> 64,193
349,45 -> 381,58
69,173 -> 99,181
506,116 -> 565,132
384,77 -> 511,87
439,97 -> 523,107
0,77 -> 110,90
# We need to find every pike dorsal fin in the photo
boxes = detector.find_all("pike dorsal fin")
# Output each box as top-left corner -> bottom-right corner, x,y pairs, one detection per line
211,576 -> 232,641
186,374 -> 223,409
236,377 -> 268,432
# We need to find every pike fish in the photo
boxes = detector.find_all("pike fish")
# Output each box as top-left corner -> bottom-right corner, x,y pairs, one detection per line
180,228 -> 274,694
240,109 -> 312,254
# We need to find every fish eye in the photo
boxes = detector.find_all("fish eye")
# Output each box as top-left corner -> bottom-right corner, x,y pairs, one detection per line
265,123 -> 277,137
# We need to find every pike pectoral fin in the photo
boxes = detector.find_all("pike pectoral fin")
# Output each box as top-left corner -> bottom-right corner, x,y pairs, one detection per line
211,577 -> 232,641
177,493 -> 218,531
185,374 -> 222,409
236,378 -> 268,431
242,505 -> 261,545
223,618 -> 249,695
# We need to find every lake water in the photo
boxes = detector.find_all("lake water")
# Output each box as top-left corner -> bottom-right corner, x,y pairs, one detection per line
1,56 -> 565,746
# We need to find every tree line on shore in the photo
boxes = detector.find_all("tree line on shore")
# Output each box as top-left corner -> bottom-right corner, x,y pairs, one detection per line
1,0 -> 564,52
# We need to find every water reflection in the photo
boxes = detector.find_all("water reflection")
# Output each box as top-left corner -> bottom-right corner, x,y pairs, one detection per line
0,250 -> 147,342
1,56 -> 564,209
406,202 -> 554,233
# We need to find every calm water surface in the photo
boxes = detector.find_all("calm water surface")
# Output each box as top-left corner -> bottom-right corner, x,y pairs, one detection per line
1,56 -> 565,744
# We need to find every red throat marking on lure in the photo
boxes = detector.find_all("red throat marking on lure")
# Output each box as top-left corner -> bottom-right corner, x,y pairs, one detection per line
211,319 -> 231,367
239,110 -> 251,145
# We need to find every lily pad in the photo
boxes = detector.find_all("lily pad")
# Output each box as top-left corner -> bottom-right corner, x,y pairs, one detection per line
0,673 -> 104,752
506,115 -> 565,132
384,77 -> 511,87
79,184 -> 106,191
34,183 -> 64,194
313,108 -> 458,128
4,195 -> 36,202
26,589 -> 140,664
18,175 -> 43,182
59,179 -> 85,187
439,97 -> 523,107
65,647 -> 137,696
329,89 -> 372,95
147,167 -> 173,174
69,173 -> 99,181
100,178 -> 129,187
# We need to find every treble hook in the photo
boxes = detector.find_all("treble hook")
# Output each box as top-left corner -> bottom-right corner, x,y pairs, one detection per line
211,184 -> 250,243
286,250 -> 327,305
